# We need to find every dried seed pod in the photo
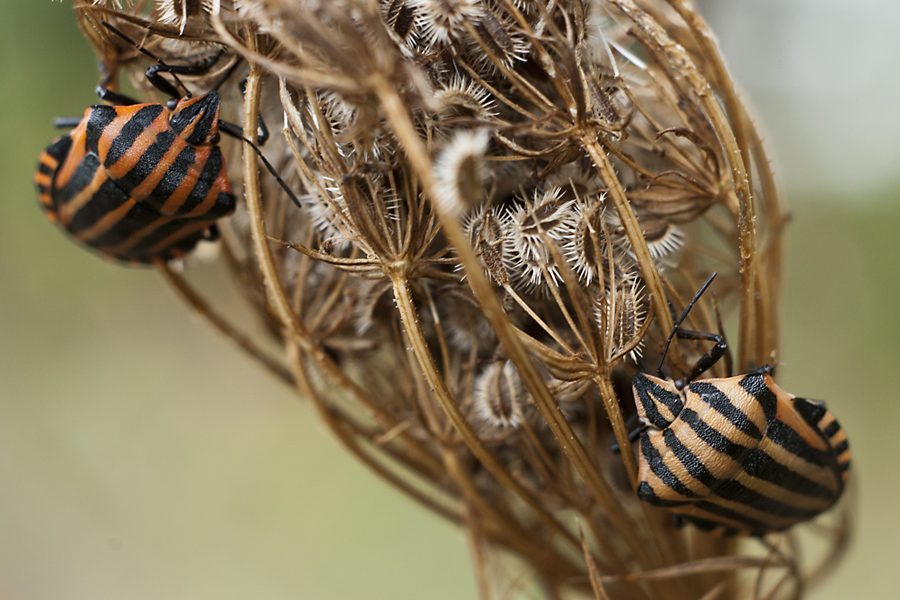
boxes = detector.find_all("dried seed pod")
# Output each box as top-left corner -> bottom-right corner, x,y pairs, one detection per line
561,195 -> 609,285
639,217 -> 684,261
435,75 -> 498,119
597,276 -> 646,361
464,206 -> 510,285
411,0 -> 484,48
471,360 -> 528,432
157,0 -> 214,33
466,7 -> 530,72
432,129 -> 490,215
506,188 -> 577,290
382,0 -> 420,47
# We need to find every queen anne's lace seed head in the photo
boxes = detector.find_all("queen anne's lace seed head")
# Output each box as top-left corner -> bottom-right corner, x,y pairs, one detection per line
70,0 -> 806,591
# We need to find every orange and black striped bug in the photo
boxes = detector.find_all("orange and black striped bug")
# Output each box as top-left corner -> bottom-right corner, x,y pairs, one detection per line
628,274 -> 850,536
35,22 -> 298,265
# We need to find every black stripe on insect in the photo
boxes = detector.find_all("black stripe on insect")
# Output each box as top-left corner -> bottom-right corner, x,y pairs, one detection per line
620,273 -> 850,536
35,21 -> 300,265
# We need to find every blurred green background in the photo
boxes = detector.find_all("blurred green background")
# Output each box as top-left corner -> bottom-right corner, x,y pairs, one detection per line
1,1 -> 897,599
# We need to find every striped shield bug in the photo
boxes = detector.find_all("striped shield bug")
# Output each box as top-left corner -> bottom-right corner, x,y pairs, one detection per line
630,274 -> 850,536
35,22 -> 298,265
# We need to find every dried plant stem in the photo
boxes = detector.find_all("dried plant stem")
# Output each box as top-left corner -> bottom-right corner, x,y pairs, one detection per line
156,262 -> 294,385
391,275 -> 582,555
608,0 -> 759,367
582,136 -> 673,342
241,64 -> 450,491
462,497 -> 492,600
300,370 -> 463,526
376,81 -> 667,581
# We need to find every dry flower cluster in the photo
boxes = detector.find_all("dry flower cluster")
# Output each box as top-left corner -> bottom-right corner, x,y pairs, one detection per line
73,0 -> 851,598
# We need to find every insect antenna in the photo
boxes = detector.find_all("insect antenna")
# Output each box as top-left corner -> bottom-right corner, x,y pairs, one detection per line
655,272 -> 717,378
217,121 -> 303,209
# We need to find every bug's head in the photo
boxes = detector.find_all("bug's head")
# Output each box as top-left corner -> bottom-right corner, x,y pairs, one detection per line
169,92 -> 222,145
632,373 -> 684,429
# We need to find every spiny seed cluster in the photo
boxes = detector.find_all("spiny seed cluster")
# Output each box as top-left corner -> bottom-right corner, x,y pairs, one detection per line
72,0 -> 837,597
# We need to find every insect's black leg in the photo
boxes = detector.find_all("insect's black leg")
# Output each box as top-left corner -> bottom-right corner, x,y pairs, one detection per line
54,116 -> 85,129
96,86 -> 143,106
256,113 -> 270,145
745,364 -> 775,377
672,327 -> 727,390
656,299 -> 681,378
144,49 -> 226,98
101,21 -> 227,100
656,273 -> 724,378
609,422 -> 646,454
202,224 -> 221,242
143,65 -> 184,99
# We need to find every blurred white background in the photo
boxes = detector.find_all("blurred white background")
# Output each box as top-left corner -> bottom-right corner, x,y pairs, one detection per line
701,0 -> 900,199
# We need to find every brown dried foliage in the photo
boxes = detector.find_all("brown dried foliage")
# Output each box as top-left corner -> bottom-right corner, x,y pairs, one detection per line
75,0 -> 850,598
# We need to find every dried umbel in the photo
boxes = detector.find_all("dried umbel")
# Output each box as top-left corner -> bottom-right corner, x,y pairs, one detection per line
72,0 -> 850,598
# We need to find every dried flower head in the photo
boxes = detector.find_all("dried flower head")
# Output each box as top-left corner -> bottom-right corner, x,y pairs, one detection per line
64,0 -> 850,598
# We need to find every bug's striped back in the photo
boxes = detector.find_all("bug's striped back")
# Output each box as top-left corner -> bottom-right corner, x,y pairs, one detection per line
633,371 -> 849,536
34,93 -> 235,264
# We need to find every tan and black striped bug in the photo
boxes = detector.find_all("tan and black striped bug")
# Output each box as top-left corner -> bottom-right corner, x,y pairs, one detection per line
629,274 -> 851,536
35,22 -> 298,265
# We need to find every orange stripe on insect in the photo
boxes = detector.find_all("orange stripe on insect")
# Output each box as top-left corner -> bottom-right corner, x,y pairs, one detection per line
51,117 -> 90,191
76,198 -> 138,243
101,110 -> 167,182
127,134 -> 188,201
57,165 -> 109,227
